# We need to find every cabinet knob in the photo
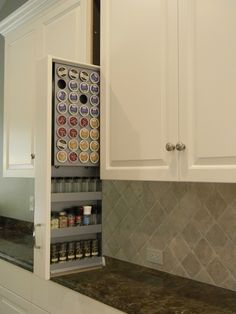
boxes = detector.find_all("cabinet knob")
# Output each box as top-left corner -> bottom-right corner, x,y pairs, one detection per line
166,143 -> 176,151
176,142 -> 186,151
31,153 -> 35,160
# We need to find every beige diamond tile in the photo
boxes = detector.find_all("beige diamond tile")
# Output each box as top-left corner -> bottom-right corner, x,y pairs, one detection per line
122,184 -> 140,210
205,189 -> 227,220
218,203 -> 236,244
222,276 -> 236,292
206,224 -> 228,255
113,197 -> 129,220
147,181 -> 172,199
158,217 -> 177,245
182,253 -> 201,277
193,239 -> 215,267
159,188 -> 178,215
113,180 -> 130,193
207,257 -> 229,285
130,199 -> 148,224
163,247 -> 179,273
193,204 -> 214,236
148,201 -> 166,227
216,183 -> 236,205
218,240 -> 236,279
194,268 -> 214,286
130,181 -> 148,200
195,182 -> 214,202
169,235 -> 191,262
182,221 -> 201,249
171,263 -> 188,278
148,229 -> 166,251
172,182 -> 189,200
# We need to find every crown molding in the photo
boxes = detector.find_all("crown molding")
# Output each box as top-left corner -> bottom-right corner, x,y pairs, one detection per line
0,0 -> 79,36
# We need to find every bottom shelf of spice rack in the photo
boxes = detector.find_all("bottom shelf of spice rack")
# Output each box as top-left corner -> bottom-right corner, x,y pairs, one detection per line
50,256 -> 103,276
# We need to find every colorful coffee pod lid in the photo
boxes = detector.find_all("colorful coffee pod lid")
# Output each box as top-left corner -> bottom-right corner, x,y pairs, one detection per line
90,84 -> 99,95
69,80 -> 78,91
56,139 -> 67,150
90,128 -> 99,140
79,151 -> 89,163
90,95 -> 99,106
56,151 -> 67,163
68,151 -> 78,163
90,151 -> 99,164
79,140 -> 89,151
68,139 -> 78,151
69,92 -> 78,103
69,128 -> 78,138
79,128 -> 89,139
90,107 -> 99,118
90,72 -> 100,83
57,66 -> 67,78
90,117 -> 99,129
69,68 -> 79,80
80,117 -> 89,128
79,82 -> 89,94
57,127 -> 67,138
57,102 -> 67,114
69,104 -> 78,115
79,105 -> 89,116
69,116 -> 78,127
57,115 -> 67,126
57,90 -> 67,101
79,70 -> 89,82
90,140 -> 99,152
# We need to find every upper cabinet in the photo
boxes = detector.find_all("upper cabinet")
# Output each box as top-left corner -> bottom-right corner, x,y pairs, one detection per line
101,0 -> 236,182
1,0 -> 92,177
101,0 -> 179,181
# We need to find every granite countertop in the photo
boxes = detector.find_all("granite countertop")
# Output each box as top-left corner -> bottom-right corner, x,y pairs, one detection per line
52,257 -> 236,314
0,217 -> 34,271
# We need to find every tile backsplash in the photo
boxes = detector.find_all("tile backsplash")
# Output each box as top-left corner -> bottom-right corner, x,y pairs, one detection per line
102,181 -> 236,291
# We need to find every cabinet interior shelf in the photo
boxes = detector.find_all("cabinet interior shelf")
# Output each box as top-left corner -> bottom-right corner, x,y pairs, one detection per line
51,191 -> 102,202
50,256 -> 103,275
51,224 -> 102,238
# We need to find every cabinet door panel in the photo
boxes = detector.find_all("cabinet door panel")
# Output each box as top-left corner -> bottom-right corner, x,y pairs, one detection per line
3,29 -> 37,177
101,0 -> 178,181
179,0 -> 236,182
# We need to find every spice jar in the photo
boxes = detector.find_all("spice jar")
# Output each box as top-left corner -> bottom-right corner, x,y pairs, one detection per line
51,212 -> 59,229
50,244 -> 59,264
75,241 -> 83,259
59,242 -> 67,262
83,206 -> 92,225
91,239 -> 99,257
67,242 -> 75,261
84,240 -> 91,258
75,207 -> 83,226
67,209 -> 75,227
59,211 -> 68,228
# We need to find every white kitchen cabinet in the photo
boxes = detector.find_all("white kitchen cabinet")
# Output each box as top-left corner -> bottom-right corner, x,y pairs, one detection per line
101,0 -> 179,181
1,0 -> 92,177
101,0 -> 236,183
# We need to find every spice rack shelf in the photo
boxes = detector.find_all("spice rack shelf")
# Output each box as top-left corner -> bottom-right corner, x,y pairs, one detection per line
51,224 -> 102,238
51,192 -> 102,202
50,256 -> 103,275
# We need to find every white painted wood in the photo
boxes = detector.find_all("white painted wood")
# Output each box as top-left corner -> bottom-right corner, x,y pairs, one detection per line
0,286 -> 31,314
3,26 -> 39,177
179,0 -> 236,182
31,305 -> 49,314
101,0 -> 179,181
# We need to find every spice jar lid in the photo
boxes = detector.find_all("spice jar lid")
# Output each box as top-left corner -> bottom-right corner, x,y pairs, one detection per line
59,211 -> 67,216
83,206 -> 92,215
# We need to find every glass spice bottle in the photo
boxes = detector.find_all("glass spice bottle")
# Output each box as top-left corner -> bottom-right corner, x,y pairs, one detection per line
75,207 -> 83,226
51,212 -> 59,229
75,241 -> 83,259
67,209 -> 75,227
59,211 -> 68,228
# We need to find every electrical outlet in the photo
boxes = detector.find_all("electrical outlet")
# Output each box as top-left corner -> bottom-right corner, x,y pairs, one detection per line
146,248 -> 163,265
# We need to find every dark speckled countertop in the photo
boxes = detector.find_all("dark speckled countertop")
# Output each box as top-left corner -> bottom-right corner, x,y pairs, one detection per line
0,216 -> 33,271
52,257 -> 236,314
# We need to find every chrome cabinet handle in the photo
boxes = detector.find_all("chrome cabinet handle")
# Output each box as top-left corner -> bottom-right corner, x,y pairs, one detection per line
33,224 -> 42,249
166,143 -> 176,151
176,142 -> 186,151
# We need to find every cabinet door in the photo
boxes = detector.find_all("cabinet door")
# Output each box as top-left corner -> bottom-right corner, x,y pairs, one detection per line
101,0 -> 179,181
0,286 -> 31,314
179,0 -> 236,182
3,26 -> 39,177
